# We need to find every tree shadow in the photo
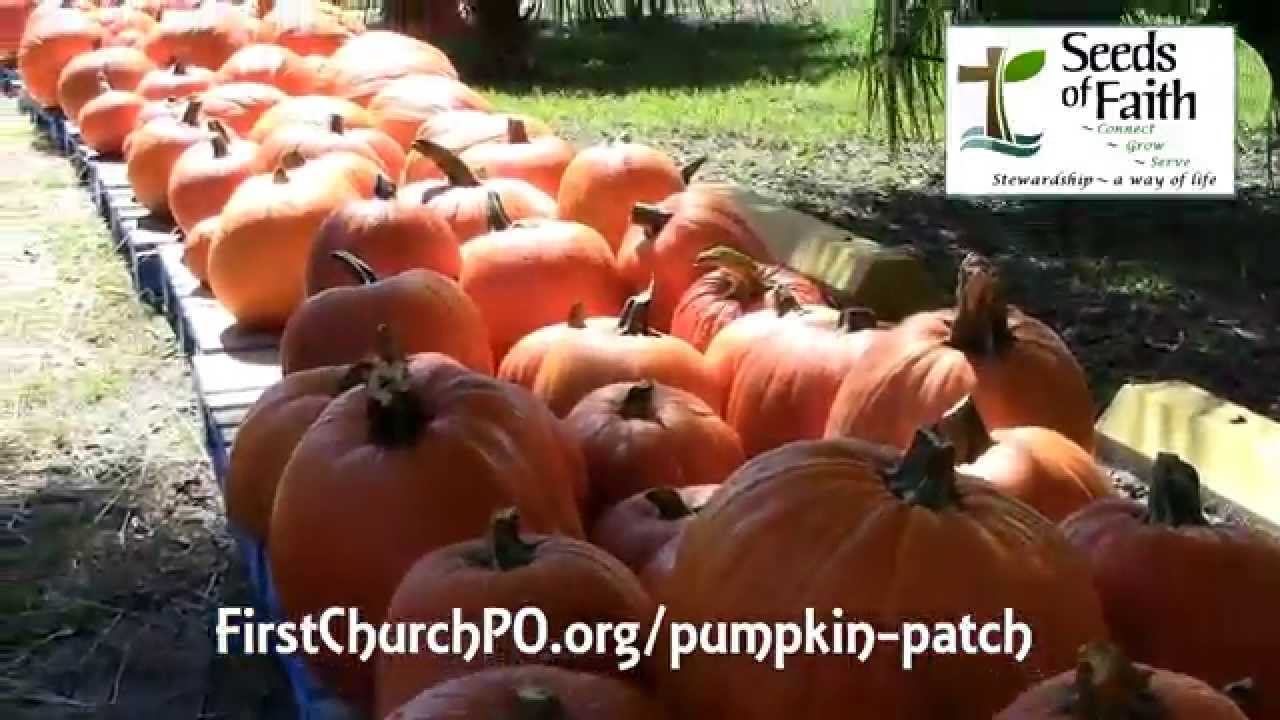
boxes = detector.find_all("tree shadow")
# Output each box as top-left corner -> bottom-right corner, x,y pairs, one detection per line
442,17 -> 856,92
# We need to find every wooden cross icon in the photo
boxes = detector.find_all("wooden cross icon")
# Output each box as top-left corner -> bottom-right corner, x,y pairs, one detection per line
958,47 -> 1012,142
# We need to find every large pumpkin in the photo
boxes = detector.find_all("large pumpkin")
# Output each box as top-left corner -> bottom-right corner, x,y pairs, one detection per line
206,158 -> 363,329
253,113 -> 403,180
256,7 -> 352,56
305,176 -> 461,294
280,250 -> 491,375
824,253 -> 1096,453
936,397 -> 1113,522
496,303 -> 620,390
134,57 -> 214,100
671,245 -> 826,352
269,335 -> 587,704
374,508 -> 656,718
326,31 -> 458,106
225,362 -> 371,543
459,193 -> 627,362
591,485 -> 719,598
414,110 -> 553,157
400,140 -> 556,243
458,117 -> 577,198
141,2 -> 254,70
17,2 -> 104,109
1060,453 -> 1280,719
658,429 -> 1110,719
556,140 -> 690,252
247,94 -> 374,142
616,190 -> 777,332
565,380 -> 743,515
196,81 -> 286,137
529,286 -> 723,417
125,97 -> 210,215
166,119 -> 257,233
366,73 -> 492,150
56,45 -> 154,120
215,42 -> 319,95
996,641 -> 1251,720
383,666 -> 667,720
77,74 -> 145,155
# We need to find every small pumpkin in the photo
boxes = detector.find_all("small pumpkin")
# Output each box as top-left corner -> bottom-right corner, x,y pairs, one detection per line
196,81 -> 286,138
400,140 -> 556,243
824,253 -> 1096,454
56,44 -> 154,120
659,429 -> 1110,719
253,112 -> 404,180
671,245 -> 826,352
77,72 -> 145,155
591,485 -> 719,597
374,508 -> 656,718
17,1 -> 105,108
456,116 -> 576,198
247,93 -> 374,142
215,42 -> 319,95
225,361 -> 371,543
1060,453 -> 1280,719
556,139 -> 690,251
383,666 -> 667,720
565,380 -> 743,515
367,73 -> 492,150
414,110 -> 553,157
181,215 -> 219,285
280,250 -> 492,375
496,303 -> 619,390
305,176 -> 461,294
529,285 -> 723,418
166,119 -> 257,233
459,193 -> 628,362
125,97 -> 210,215
141,2 -> 255,70
135,57 -> 214,100
996,641 -> 1251,720
269,330 -> 587,704
326,31 -> 459,106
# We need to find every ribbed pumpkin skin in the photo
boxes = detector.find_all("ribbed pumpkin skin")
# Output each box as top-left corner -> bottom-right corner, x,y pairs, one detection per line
366,74 -> 492,150
125,104 -> 210,215
556,141 -> 686,252
77,89 -> 145,155
140,3 -> 255,71
56,46 -> 155,120
134,61 -> 215,101
166,126 -> 257,233
196,82 -> 287,138
215,43 -> 321,95
326,31 -> 459,106
590,484 -> 720,597
18,7 -> 105,109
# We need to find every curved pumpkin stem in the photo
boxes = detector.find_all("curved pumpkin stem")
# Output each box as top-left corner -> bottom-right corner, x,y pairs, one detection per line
934,396 -> 993,465
1222,678 -> 1256,713
681,155 -> 707,184
619,380 -> 657,420
507,116 -> 529,144
768,285 -> 806,317
330,250 -> 378,286
411,139 -> 480,187
838,307 -> 878,332
947,253 -> 1014,357
328,113 -> 345,134
646,487 -> 696,520
365,324 -> 426,448
1062,641 -> 1164,719
489,508 -> 540,571
279,149 -> 306,170
695,245 -> 766,298
271,167 -> 290,184
514,685 -> 564,720
886,428 -> 959,510
485,191 -> 513,233
566,302 -> 587,329
373,174 -> 396,200
180,98 -> 202,126
632,203 -> 673,237
617,280 -> 656,336
206,120 -> 230,158
1146,453 -> 1209,527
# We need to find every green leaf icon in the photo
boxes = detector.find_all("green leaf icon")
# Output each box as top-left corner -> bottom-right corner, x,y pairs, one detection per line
1003,49 -> 1045,83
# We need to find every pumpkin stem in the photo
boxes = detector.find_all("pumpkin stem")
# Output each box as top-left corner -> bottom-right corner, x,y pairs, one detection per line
619,380 -> 657,420
373,174 -> 396,200
1059,641 -> 1166,719
885,428 -> 960,511
838,307 -> 878,332
364,324 -> 425,448
279,149 -> 307,170
95,69 -> 112,93
694,245 -> 766,298
171,57 -> 187,75
206,120 -> 230,158
411,139 -> 480,187
934,396 -> 993,465
180,98 -> 202,126
769,285 -> 806,317
566,302 -> 587,329
338,361 -> 375,393
271,167 -> 290,184
485,191 -> 513,233
489,508 -> 540,571
1222,678 -> 1256,712
617,281 -> 656,336
513,685 -> 563,720
507,116 -> 529,143
631,203 -> 673,237
1145,453 -> 1209,527
681,155 -> 707,184
330,250 -> 378,286
645,487 -> 696,520
328,113 -> 344,134
947,253 -> 1014,357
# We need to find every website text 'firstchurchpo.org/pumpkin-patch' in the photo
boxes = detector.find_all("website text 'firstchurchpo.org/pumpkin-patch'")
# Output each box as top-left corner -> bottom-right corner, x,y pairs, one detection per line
215,605 -> 1034,671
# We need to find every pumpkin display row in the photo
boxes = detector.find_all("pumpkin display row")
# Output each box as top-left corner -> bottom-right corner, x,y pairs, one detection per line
17,5 -> 1280,720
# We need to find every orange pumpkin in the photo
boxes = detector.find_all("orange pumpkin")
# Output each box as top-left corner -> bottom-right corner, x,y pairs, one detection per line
135,57 -> 214,100
375,508 -> 656,718
181,214 -> 219,285
384,666 -> 667,720
247,93 -> 374,142
565,380 -> 742,515
997,641 -> 1251,720
77,73 -> 145,155
326,31 -> 458,106
591,485 -> 719,597
141,2 -> 254,70
556,140 -> 689,252
125,97 -> 210,215
400,140 -> 556,243
497,303 -> 623,391
131,94 -> 184,129
701,287 -> 826,383
225,362 -> 371,543
824,253 -> 1096,453
1060,454 -> 1280,720
366,74 -> 492,150
206,159 -> 363,329
196,81 -> 285,137
530,286 -> 723,418
305,176 -> 461,294
671,245 -> 826,351
256,7 -> 352,57
92,6 -> 156,46
458,117 -> 577,198
269,335 -> 587,704
17,2 -> 105,108
56,44 -> 154,120
280,251 -> 491,375
215,42 -> 319,95
459,193 -> 628,362
659,429 -> 1109,719
253,113 -> 404,180
166,119 -> 257,233
414,110 -> 553,157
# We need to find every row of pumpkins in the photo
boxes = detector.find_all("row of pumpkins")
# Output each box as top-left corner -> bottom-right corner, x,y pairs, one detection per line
20,3 -> 1280,719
